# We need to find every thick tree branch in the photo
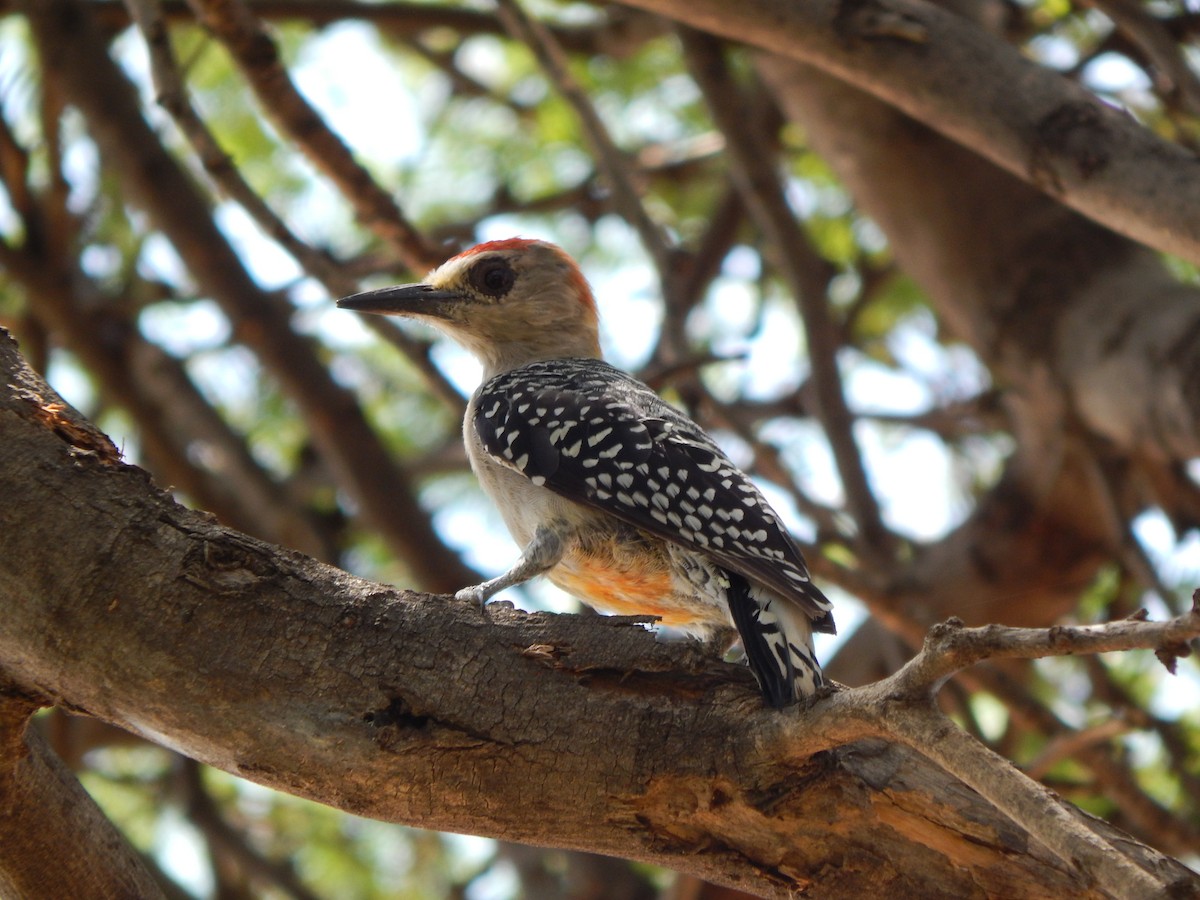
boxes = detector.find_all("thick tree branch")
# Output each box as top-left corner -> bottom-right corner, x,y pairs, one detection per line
2,329 -> 1196,897
0,693 -> 166,898
614,0 -> 1200,266
883,707 -> 1167,900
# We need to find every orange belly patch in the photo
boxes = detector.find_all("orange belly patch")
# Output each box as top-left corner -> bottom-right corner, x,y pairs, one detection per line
548,547 -> 716,629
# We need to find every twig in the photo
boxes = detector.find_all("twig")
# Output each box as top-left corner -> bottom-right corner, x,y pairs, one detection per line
0,113 -> 33,225
890,599 -> 1200,699
126,0 -> 465,413
424,139 -> 724,251
967,660 -> 1200,857
492,0 -> 677,285
175,756 -> 323,900
680,28 -> 896,560
127,0 -> 350,289
184,0 -> 441,271
859,391 -> 1006,441
700,392 -> 846,541
1079,439 -> 1182,612
1023,718 -> 1132,780
1086,0 -> 1200,118
406,39 -> 508,103
836,257 -> 896,340
1083,655 -> 1200,816
91,1 -> 664,57
650,182 -> 743,363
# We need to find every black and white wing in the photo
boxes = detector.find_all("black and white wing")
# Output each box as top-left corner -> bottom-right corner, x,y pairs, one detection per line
472,359 -> 835,633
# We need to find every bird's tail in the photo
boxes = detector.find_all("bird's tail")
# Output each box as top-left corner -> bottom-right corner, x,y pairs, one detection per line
726,573 -> 824,707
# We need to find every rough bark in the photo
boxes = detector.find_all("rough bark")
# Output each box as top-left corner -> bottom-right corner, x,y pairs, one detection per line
4,1 -> 1200,894
2,331 -> 1196,898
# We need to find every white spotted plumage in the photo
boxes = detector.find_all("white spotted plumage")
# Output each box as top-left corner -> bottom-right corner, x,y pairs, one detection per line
474,361 -> 827,609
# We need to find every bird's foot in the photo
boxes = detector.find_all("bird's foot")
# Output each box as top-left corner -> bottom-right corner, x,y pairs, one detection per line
454,584 -> 491,608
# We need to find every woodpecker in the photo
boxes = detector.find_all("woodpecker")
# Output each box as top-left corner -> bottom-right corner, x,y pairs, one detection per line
339,238 -> 835,706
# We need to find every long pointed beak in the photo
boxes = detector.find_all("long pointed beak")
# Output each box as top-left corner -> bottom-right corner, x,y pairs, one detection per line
337,283 -> 461,317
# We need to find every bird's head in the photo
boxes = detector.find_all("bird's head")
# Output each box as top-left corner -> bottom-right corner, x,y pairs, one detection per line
338,238 -> 600,376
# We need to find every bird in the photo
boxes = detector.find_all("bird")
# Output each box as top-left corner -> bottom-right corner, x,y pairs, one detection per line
338,238 -> 835,706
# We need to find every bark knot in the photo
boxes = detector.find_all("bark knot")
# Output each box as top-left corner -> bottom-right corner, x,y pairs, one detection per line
181,533 -> 277,594
1030,102 -> 1112,191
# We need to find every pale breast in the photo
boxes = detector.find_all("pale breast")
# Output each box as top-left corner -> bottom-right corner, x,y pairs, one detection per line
464,398 -> 605,545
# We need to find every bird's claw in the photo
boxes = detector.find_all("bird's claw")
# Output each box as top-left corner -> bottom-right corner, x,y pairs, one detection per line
455,584 -> 490,609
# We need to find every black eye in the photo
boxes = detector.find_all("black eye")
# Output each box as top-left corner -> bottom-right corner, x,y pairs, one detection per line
469,258 -> 516,298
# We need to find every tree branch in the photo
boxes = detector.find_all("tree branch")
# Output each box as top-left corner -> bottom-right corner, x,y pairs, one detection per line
183,0 -> 440,270
125,0 -> 467,414
87,1 -> 666,58
1087,0 -> 1200,118
2,327 -> 1196,897
0,692 -> 167,898
614,0 -> 1200,266
888,608 -> 1200,698
493,0 -> 679,298
761,610 -> 1200,897
680,28 -> 896,559
884,706 -> 1167,900
175,757 -> 323,900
